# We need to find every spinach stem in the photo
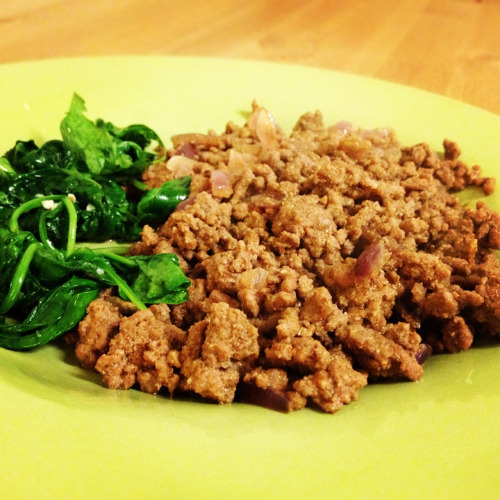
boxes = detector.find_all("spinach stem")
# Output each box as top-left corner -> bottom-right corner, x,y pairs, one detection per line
38,205 -> 61,251
9,195 -> 66,233
9,194 -> 77,255
101,261 -> 147,310
94,251 -> 136,267
61,197 -> 77,255
74,241 -> 131,255
0,242 -> 41,314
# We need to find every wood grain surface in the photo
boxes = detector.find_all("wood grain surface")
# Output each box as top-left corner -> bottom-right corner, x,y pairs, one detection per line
1,0 -> 499,114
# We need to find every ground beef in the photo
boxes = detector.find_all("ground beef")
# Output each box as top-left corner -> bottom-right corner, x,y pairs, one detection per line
75,295 -> 123,370
74,103 -> 500,413
94,303 -> 186,394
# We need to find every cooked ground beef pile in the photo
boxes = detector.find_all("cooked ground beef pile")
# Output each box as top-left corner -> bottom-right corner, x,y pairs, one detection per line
73,104 -> 500,413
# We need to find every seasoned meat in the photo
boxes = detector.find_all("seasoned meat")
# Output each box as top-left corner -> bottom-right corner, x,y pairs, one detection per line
75,298 -> 123,370
76,103 -> 500,413
179,302 -> 259,403
95,304 -> 185,394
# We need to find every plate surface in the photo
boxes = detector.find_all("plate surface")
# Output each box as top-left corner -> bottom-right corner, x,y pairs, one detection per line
1,56 -> 499,500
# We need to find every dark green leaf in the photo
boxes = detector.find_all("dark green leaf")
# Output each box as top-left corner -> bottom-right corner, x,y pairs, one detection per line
0,94 -> 191,352
0,231 -> 47,317
60,93 -> 164,178
0,276 -> 99,350
136,176 -> 191,229
123,253 -> 190,305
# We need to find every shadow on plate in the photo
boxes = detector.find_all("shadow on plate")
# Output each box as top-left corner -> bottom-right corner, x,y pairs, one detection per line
1,335 -> 499,429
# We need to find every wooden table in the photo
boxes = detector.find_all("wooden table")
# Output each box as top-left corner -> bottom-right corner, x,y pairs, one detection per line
2,0 -> 499,114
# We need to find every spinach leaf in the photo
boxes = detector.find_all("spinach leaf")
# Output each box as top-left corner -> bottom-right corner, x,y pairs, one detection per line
1,94 -> 190,243
0,230 -> 47,317
60,93 -> 164,178
136,175 -> 191,229
0,138 -> 132,241
1,144 -> 190,243
0,276 -> 99,350
0,233 -> 191,350
0,94 -> 192,352
113,253 -> 190,305
3,139 -> 78,175
0,156 -> 14,174
34,248 -> 191,306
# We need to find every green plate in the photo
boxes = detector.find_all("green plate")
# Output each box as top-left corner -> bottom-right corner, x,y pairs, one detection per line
1,56 -> 499,500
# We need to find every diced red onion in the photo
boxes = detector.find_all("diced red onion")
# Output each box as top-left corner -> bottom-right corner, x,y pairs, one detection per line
249,108 -> 279,148
333,120 -> 353,135
166,155 -> 196,178
174,142 -> 197,159
210,170 -> 230,194
238,381 -> 291,413
415,344 -> 433,365
175,196 -> 196,212
353,242 -> 385,279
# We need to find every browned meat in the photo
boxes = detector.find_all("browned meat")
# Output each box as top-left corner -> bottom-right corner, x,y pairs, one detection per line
95,304 -> 185,394
74,103 -> 500,413
179,302 -> 259,403
75,297 -> 123,370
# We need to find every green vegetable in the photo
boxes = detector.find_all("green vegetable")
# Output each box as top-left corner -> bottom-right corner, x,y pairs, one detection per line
0,94 -> 190,243
60,93 -> 163,178
113,253 -> 190,305
0,95 -> 191,350
136,175 -> 191,229
0,277 -> 100,350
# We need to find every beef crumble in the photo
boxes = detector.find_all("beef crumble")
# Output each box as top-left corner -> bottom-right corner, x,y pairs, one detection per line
72,103 -> 500,413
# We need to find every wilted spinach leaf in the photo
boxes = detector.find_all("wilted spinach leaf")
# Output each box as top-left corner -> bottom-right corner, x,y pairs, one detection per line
0,94 -> 191,351
0,276 -> 100,350
114,253 -> 190,305
60,93 -> 163,178
136,175 -> 191,229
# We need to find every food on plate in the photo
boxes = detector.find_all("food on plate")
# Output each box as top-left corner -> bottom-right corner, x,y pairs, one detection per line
71,102 -> 500,413
0,94 -> 190,349
1,98 -> 499,413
